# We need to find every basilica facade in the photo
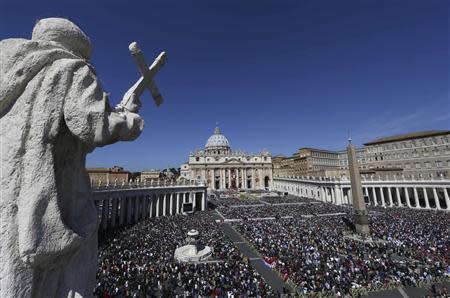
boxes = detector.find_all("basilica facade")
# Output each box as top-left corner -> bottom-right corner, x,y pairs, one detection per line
180,126 -> 273,190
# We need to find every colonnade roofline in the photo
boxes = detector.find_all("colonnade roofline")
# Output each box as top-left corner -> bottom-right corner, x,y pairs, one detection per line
274,175 -> 450,186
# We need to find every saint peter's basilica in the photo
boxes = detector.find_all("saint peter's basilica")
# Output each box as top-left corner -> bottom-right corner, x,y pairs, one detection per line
180,126 -> 273,190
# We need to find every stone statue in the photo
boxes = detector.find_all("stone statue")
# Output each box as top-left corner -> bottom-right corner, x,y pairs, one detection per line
0,18 -> 165,297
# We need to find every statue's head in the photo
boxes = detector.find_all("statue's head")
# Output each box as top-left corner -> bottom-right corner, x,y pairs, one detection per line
32,18 -> 92,59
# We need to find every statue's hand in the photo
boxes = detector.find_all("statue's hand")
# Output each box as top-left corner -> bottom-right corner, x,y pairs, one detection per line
118,82 -> 142,113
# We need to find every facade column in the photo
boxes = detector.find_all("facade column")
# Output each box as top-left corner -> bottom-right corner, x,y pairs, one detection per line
201,191 -> 206,210
404,188 -> 412,208
236,168 -> 240,189
227,168 -> 231,189
251,168 -> 255,190
423,188 -> 430,209
268,169 -> 273,189
169,193 -> 173,215
432,188 -> 441,210
444,188 -> 450,210
388,188 -> 393,207
119,197 -> 126,226
111,198 -> 118,228
191,192 -> 196,211
241,169 -> 246,189
210,169 -> 215,189
162,194 -> 167,216
380,187 -> 386,207
221,169 -> 225,189
259,168 -> 263,190
371,187 -> 378,206
176,193 -> 180,214
101,199 -> 109,230
413,188 -> 420,208
155,195 -> 160,217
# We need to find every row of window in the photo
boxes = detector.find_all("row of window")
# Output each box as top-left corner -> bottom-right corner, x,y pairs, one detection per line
194,156 -> 269,162
403,160 -> 449,169
367,136 -> 450,153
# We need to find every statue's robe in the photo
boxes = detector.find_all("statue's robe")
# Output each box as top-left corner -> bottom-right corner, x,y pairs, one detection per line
0,38 -> 143,297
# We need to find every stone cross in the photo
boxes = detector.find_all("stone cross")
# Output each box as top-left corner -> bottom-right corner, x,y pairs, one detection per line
127,42 -> 167,106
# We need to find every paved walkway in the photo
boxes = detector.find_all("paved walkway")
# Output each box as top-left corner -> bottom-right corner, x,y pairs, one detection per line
221,222 -> 294,294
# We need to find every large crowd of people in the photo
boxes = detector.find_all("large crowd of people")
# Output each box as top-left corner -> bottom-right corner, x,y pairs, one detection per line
217,201 -> 350,219
234,207 -> 450,296
95,211 -> 272,297
95,191 -> 449,297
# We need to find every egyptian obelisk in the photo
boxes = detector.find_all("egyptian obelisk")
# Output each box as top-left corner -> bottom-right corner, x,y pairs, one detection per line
347,137 -> 370,235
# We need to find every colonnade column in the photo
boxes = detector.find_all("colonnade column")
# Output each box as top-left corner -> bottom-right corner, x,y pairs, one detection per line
334,186 -> 341,205
330,187 -> 335,204
241,169 -> 246,189
432,188 -> 441,210
111,198 -> 118,228
380,187 -> 386,207
155,195 -> 160,217
404,188 -> 412,208
169,193 -> 173,215
149,197 -> 153,218
162,194 -> 167,216
444,188 -> 450,211
119,198 -> 126,225
101,199 -> 109,230
127,197 -> 133,224
388,188 -> 393,207
236,169 -> 239,188
251,169 -> 255,189
320,187 -> 326,202
413,188 -> 420,208
423,188 -> 430,209
363,188 -> 369,205
134,196 -> 140,222
176,192 -> 180,214
395,188 -> 402,207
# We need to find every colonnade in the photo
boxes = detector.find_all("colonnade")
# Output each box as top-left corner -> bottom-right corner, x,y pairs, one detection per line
93,186 -> 207,231
273,177 -> 450,211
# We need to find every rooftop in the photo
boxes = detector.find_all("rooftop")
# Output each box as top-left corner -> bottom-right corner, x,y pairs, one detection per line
364,130 -> 450,146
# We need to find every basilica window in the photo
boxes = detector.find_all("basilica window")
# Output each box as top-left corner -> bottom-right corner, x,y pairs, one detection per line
196,157 -> 200,161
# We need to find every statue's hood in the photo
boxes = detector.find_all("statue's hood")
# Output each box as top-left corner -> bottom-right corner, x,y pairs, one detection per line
0,38 -> 82,118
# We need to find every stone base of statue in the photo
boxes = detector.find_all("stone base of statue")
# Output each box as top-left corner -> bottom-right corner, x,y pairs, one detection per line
174,229 -> 212,263
343,230 -> 386,244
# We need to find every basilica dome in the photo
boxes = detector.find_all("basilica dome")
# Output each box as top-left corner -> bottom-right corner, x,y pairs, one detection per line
205,126 -> 230,153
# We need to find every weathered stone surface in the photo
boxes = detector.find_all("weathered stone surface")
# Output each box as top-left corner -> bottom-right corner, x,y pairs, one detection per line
0,18 -> 144,297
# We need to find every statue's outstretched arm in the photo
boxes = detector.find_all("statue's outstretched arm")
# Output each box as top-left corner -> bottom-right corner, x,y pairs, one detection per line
63,64 -> 144,151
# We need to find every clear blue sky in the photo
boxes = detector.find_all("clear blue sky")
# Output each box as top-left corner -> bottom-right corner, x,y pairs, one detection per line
1,0 -> 448,171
